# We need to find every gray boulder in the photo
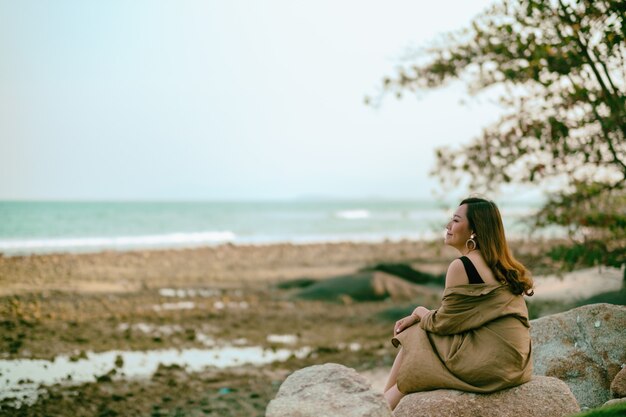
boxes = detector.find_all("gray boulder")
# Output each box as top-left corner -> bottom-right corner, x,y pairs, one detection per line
266,363 -> 392,417
531,303 -> 626,409
394,376 -> 579,417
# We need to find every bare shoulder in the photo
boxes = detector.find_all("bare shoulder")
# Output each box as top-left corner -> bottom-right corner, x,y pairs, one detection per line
445,258 -> 468,288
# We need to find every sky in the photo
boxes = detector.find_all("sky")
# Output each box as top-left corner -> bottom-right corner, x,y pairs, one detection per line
0,0 -> 522,201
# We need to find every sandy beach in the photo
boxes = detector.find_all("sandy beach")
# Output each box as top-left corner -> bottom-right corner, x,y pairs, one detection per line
0,239 -> 622,416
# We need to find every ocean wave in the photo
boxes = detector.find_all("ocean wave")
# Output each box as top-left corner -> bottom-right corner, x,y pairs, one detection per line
0,231 -> 236,253
334,209 -> 370,219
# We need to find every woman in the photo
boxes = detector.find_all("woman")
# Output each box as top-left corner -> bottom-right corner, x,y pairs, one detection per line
384,197 -> 534,410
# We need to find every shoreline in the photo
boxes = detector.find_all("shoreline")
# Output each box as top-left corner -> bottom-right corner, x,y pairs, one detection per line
0,234 -> 447,259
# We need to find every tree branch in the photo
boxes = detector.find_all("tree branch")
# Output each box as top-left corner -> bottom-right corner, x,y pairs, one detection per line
557,0 -> 626,140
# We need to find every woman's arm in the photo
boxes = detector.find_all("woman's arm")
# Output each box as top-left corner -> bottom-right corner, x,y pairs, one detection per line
413,260 -> 470,335
395,260 -> 469,336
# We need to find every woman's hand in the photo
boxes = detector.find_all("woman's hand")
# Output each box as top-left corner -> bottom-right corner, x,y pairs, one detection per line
393,306 -> 430,337
411,306 -> 429,320
394,314 -> 419,336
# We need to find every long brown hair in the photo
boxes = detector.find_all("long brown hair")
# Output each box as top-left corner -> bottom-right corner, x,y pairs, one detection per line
460,197 -> 534,296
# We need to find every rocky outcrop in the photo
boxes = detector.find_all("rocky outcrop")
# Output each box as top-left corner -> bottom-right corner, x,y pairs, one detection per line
610,367 -> 626,399
603,398 -> 626,408
394,376 -> 579,417
295,270 -> 440,303
267,304 -> 626,416
267,366 -> 579,417
531,303 -> 626,409
265,363 -> 392,417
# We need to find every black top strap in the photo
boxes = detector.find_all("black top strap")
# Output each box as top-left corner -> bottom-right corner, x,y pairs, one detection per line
459,256 -> 485,284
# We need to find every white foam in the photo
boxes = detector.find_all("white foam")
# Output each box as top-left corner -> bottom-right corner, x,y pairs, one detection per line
334,210 -> 370,219
0,231 -> 236,253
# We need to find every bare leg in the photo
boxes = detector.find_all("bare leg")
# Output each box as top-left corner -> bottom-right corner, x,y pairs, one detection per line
384,384 -> 405,410
384,347 -> 404,392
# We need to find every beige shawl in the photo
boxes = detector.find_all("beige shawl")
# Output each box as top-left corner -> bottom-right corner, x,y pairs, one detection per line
392,283 -> 532,394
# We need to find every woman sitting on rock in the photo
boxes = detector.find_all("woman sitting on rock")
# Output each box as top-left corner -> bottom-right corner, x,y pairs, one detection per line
384,197 -> 534,410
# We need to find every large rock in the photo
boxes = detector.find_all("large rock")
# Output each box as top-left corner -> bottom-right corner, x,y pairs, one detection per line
295,270 -> 440,303
611,367 -> 626,398
603,398 -> 626,408
266,363 -> 392,417
394,376 -> 579,417
531,303 -> 626,409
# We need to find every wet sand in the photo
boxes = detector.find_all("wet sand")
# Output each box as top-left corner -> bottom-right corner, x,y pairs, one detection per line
0,239 -> 606,416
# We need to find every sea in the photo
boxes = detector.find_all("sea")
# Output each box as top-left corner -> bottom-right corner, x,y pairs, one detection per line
0,200 -> 546,257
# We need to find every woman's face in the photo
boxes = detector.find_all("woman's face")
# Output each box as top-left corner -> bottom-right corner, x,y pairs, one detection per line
444,204 -> 473,250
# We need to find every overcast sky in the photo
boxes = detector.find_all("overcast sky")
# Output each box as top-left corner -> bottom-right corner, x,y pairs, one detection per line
0,0 -> 520,201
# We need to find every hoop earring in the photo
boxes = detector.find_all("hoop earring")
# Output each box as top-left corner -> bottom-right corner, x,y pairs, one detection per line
465,234 -> 477,251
